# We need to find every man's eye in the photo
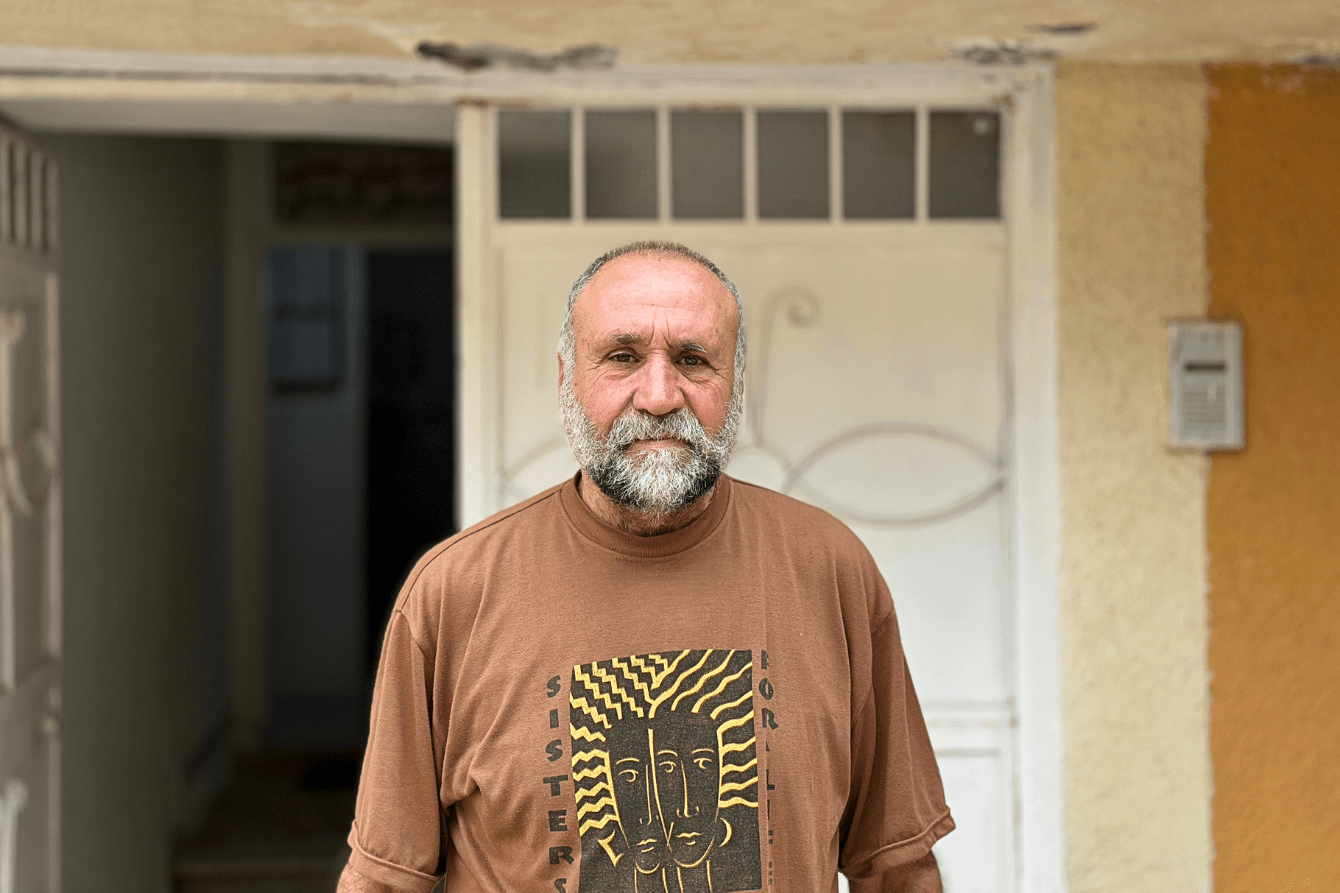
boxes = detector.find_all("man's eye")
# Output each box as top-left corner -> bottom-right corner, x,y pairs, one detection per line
618,769 -> 640,784
680,355 -> 703,366
660,760 -> 677,774
692,757 -> 714,770
611,353 -> 636,363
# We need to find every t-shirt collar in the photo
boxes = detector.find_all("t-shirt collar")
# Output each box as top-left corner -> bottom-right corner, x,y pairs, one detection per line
558,471 -> 733,559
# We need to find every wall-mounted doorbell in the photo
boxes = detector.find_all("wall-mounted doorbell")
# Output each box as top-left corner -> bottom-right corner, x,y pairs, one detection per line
1167,319 -> 1244,451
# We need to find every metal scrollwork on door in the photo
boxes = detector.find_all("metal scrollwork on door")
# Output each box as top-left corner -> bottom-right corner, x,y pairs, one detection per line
0,779 -> 26,893
0,123 -> 62,893
0,307 -> 61,694
0,311 -> 58,520
733,286 -> 1005,526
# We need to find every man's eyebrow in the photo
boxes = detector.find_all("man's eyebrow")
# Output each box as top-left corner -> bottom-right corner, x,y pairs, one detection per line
602,333 -> 708,353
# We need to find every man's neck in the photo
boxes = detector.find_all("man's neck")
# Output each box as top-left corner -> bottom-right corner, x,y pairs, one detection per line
576,474 -> 717,537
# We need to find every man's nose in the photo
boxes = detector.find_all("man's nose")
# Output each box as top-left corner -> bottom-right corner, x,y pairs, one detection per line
631,354 -> 685,417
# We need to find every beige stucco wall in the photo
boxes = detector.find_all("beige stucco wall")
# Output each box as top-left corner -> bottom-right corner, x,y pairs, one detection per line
2,1 -> 1340,64
1055,63 -> 1212,893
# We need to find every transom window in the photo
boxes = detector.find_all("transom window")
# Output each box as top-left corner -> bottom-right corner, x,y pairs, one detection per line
496,105 -> 1000,222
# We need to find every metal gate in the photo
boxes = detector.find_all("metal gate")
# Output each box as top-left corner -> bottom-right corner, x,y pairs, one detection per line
0,122 -> 62,893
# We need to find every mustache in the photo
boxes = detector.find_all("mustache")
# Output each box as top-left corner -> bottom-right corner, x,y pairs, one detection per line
605,408 -> 710,453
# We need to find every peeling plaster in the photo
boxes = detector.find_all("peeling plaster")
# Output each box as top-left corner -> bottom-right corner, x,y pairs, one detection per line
954,39 -> 1058,65
1029,22 -> 1099,35
1296,52 -> 1340,68
416,41 -> 616,72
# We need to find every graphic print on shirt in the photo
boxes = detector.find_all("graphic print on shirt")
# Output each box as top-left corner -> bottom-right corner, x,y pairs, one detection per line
570,650 -> 761,893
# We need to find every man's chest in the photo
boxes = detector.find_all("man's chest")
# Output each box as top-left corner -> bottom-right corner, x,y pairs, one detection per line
431,582 -> 858,893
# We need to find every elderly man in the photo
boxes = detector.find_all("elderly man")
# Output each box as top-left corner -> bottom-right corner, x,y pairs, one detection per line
338,242 -> 953,893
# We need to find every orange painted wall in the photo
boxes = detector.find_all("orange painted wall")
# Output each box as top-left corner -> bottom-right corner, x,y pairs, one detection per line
1206,65 -> 1340,893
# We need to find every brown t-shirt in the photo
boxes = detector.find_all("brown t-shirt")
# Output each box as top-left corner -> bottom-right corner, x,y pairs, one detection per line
347,475 -> 953,893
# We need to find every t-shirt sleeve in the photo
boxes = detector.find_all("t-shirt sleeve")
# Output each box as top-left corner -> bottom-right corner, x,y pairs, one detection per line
346,608 -> 446,893
839,605 -> 955,891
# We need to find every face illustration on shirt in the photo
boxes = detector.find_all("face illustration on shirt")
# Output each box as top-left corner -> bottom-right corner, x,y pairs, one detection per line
569,650 -> 760,893
608,722 -> 670,874
650,711 -> 721,869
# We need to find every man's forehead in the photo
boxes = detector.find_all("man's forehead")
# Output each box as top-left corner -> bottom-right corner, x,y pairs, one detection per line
573,251 -> 737,332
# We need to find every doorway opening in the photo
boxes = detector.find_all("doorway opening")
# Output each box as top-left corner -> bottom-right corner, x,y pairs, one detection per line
262,242 -> 456,751
182,139 -> 457,892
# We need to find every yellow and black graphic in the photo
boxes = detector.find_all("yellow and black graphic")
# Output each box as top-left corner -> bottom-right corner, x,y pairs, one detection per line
570,650 -> 760,893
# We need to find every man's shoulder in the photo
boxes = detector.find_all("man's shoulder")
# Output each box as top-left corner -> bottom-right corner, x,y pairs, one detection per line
727,476 -> 868,553
402,481 -> 569,585
725,478 -> 888,617
453,481 -> 570,543
387,481 -> 573,636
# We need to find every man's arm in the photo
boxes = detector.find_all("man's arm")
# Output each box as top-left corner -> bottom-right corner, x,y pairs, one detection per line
344,608 -> 446,892
846,851 -> 943,893
337,863 -> 403,893
838,552 -> 954,892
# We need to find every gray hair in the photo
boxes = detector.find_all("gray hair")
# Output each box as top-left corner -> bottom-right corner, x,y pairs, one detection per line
557,241 -> 746,381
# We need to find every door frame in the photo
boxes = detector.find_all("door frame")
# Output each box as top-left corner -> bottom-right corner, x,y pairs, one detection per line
454,64 -> 1063,893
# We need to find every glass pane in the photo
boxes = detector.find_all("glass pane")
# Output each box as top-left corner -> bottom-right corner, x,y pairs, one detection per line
498,109 -> 570,219
671,110 -> 743,219
842,110 -> 914,219
585,109 -> 657,219
268,246 -> 346,390
757,110 -> 829,219
929,111 -> 1000,219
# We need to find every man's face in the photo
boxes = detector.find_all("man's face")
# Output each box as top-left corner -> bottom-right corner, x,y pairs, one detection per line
560,252 -> 742,514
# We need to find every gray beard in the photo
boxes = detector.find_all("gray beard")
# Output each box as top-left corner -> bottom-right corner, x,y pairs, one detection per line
560,375 -> 743,518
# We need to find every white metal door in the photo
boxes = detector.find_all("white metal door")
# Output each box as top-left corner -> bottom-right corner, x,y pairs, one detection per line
0,124 -> 62,893
457,70 -> 1061,893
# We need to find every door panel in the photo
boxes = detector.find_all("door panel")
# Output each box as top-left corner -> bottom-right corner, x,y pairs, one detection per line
496,245 -> 579,506
704,241 -> 1010,713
